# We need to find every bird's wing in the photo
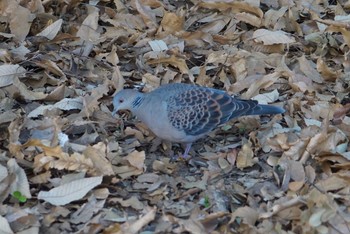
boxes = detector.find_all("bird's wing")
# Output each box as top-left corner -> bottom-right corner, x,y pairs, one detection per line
166,88 -> 258,136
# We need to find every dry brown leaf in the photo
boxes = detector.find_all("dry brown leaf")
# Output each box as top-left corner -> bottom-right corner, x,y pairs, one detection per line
118,207 -> 156,234
111,196 -> 145,210
241,72 -> 280,99
125,150 -> 145,170
0,64 -> 26,87
199,17 -> 231,33
333,103 -> 350,123
0,111 -> 17,125
6,2 -> 33,41
230,206 -> 259,226
263,7 -> 288,28
236,143 -> 256,169
30,171 -> 52,184
148,55 -> 192,79
83,143 -> 114,176
180,31 -> 213,48
135,0 -> 158,29
316,175 -> 349,192
250,42 -> 285,53
44,85 -> 65,101
38,176 -> 103,206
12,77 -> 47,100
142,73 -> 161,89
111,65 -> 126,92
76,6 -> 100,43
36,19 -> 62,40
124,127 -> 145,142
235,12 -> 261,27
152,159 -> 175,174
316,57 -> 339,81
34,59 -> 66,78
298,55 -> 323,83
253,29 -> 295,45
113,165 -> 143,179
199,1 -> 263,18
160,11 -> 184,34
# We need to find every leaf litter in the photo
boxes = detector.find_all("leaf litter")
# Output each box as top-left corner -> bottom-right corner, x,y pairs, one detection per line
0,0 -> 350,233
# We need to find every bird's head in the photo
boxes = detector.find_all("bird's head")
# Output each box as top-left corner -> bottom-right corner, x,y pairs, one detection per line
112,89 -> 143,116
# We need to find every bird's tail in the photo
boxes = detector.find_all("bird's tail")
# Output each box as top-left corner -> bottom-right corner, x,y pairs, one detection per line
245,104 -> 285,116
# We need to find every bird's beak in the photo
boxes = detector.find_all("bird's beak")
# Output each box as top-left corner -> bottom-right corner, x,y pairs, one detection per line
112,108 -> 118,117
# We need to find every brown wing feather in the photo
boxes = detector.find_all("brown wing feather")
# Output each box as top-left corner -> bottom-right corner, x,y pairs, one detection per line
166,87 -> 259,136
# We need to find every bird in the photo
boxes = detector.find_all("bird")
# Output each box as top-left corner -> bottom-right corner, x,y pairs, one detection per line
112,83 -> 284,159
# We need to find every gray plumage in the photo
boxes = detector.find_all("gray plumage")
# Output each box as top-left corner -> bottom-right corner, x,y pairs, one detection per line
112,83 -> 284,158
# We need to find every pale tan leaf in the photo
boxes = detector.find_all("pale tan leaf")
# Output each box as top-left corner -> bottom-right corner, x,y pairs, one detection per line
49,152 -> 94,172
198,1 -> 263,18
38,176 -> 103,205
148,40 -> 168,51
236,143 -> 256,169
160,11 -> 184,34
83,144 -> 114,176
309,209 -> 326,227
8,4 -> 33,41
0,64 -> 26,87
230,206 -> 259,226
298,56 -> 323,83
7,158 -> 32,198
112,196 -> 145,210
111,66 -> 125,92
135,0 -> 157,29
76,6 -> 100,42
152,159 -> 175,174
119,207 -> 156,234
0,215 -> 13,234
200,17 -> 231,33
316,57 -> 339,81
0,111 -> 17,124
126,150 -> 145,170
113,165 -> 143,179
235,12 -> 261,27
142,73 -> 161,89
28,98 -> 83,117
264,7 -> 288,28
250,42 -> 285,53
241,72 -> 280,99
148,55 -> 190,75
34,59 -> 66,77
55,97 -> 84,110
253,29 -> 295,45
29,171 -> 51,184
36,19 -> 62,40
252,89 -> 280,104
12,77 -> 47,100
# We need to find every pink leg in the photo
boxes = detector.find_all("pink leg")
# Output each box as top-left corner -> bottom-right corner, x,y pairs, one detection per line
182,143 -> 192,159
170,143 -> 192,161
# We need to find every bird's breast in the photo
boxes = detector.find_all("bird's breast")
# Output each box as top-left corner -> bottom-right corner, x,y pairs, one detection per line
134,101 -> 195,143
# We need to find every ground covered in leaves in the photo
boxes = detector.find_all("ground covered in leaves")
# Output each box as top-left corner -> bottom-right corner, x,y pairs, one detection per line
1,0 -> 350,233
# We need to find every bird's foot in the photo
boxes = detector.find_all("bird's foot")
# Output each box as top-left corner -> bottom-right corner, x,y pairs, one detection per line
170,143 -> 192,162
170,153 -> 191,162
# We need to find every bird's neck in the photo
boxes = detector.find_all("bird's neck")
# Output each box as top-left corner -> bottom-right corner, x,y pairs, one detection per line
130,93 -> 146,113
131,96 -> 144,109
131,94 -> 153,123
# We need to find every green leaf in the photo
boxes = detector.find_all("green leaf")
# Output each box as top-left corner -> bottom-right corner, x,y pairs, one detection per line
12,191 -> 27,203
13,191 -> 22,199
204,196 -> 210,208
18,195 -> 27,203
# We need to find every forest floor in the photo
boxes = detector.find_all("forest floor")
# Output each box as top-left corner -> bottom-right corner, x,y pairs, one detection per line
1,0 -> 350,233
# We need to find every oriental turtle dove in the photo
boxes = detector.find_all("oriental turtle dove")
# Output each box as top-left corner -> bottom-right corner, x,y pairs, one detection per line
112,83 -> 284,158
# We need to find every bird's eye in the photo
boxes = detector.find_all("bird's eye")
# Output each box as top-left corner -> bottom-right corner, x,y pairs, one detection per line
119,99 -> 124,103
